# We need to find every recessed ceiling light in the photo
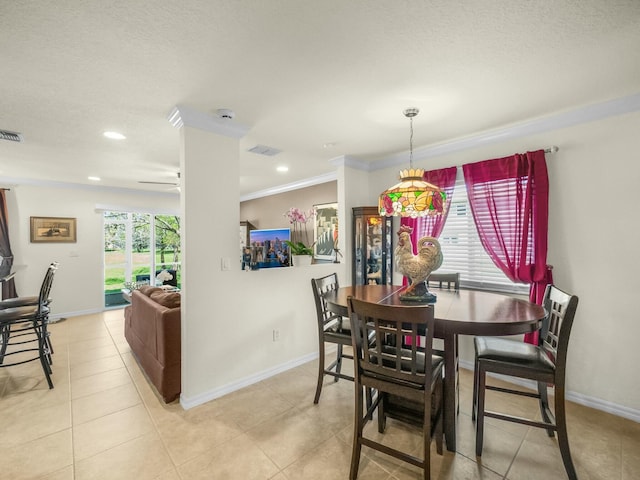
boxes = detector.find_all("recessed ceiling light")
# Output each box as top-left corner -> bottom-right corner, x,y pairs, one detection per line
276,166 -> 288,172
323,142 -> 336,148
88,176 -> 101,181
103,131 -> 126,140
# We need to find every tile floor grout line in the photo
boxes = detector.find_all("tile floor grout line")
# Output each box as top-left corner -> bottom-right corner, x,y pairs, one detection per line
501,425 -> 529,480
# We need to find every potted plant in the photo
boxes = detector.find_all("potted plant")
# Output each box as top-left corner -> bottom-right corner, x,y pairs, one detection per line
284,207 -> 315,266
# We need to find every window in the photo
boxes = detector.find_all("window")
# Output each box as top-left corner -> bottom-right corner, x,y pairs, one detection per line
437,174 -> 529,294
103,211 -> 181,307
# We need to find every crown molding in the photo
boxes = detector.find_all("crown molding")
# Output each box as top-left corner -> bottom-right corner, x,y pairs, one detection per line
240,171 -> 337,202
328,154 -> 371,171
373,92 -> 640,170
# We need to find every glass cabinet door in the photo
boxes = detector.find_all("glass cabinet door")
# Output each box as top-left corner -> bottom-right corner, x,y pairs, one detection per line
352,207 -> 393,285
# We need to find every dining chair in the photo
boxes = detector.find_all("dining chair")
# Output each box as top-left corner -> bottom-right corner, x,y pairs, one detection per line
472,284 -> 579,480
0,262 -> 59,388
310,273 -> 354,403
0,261 -> 59,358
426,271 -> 460,291
348,297 -> 444,480
0,261 -> 59,310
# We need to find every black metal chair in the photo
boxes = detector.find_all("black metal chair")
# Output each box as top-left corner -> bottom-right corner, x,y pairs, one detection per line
472,284 -> 579,479
0,262 -> 58,388
0,261 -> 59,357
348,297 -> 444,480
310,273 -> 354,403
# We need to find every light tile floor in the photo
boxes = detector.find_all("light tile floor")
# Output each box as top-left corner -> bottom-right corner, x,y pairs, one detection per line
1,309 -> 639,479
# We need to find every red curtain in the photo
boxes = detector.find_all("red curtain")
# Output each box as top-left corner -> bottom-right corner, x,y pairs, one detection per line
400,166 -> 458,252
462,150 -> 551,344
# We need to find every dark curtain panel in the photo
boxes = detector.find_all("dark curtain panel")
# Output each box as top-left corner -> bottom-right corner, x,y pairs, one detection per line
0,189 -> 18,298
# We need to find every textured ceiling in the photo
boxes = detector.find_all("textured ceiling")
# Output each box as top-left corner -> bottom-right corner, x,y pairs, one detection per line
1,1 -> 639,196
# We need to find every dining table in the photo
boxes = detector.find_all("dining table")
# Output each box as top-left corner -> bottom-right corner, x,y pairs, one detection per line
323,284 -> 545,452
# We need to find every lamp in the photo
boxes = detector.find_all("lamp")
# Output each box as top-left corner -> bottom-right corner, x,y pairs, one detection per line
378,108 -> 445,217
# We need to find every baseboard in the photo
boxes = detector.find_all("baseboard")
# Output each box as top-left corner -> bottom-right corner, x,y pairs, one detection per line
180,351 -> 319,410
459,359 -> 640,423
49,307 -> 104,322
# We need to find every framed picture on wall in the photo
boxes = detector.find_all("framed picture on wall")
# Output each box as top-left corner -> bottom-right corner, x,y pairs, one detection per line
30,216 -> 77,243
313,202 -> 338,260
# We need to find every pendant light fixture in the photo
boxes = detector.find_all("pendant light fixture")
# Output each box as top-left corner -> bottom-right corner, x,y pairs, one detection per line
378,108 -> 445,217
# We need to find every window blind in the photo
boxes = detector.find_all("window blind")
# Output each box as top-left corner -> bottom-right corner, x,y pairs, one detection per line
437,174 -> 529,295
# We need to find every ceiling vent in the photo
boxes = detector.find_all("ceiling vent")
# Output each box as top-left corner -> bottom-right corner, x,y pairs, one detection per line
247,144 -> 281,156
0,130 -> 23,143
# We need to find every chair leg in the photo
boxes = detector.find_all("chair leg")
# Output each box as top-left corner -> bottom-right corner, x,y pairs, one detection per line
335,344 -> 343,382
435,378 -> 444,456
377,392 -> 386,433
472,356 -> 479,421
475,363 -> 486,457
422,405 -> 432,480
313,341 -> 325,404
36,322 -> 54,389
0,324 -> 9,363
537,381 -> 555,437
555,385 -> 578,480
350,383 -> 364,480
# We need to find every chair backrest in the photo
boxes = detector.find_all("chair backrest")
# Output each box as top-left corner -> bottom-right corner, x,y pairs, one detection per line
427,272 -> 460,291
540,284 -> 579,369
38,262 -> 59,315
348,297 -> 436,393
311,273 -> 342,331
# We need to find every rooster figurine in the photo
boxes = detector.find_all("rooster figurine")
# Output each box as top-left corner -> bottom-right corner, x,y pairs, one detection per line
395,225 -> 443,303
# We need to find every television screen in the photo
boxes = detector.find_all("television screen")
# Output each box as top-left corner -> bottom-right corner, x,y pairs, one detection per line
247,228 -> 291,268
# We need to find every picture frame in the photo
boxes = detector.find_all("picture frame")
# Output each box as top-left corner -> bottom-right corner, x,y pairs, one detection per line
313,202 -> 338,260
30,216 -> 77,243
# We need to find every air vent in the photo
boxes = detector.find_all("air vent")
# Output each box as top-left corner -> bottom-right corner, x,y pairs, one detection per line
0,130 -> 23,143
247,144 -> 281,156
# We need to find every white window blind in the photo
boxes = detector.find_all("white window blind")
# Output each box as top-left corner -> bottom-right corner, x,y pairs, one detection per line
437,173 -> 529,295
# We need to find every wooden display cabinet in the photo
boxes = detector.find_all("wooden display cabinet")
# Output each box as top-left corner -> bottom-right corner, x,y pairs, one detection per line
352,206 -> 393,285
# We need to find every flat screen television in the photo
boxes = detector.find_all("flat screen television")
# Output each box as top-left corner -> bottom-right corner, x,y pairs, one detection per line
248,228 -> 291,268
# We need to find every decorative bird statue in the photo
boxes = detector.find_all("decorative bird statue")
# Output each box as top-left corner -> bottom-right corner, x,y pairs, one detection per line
394,225 -> 443,303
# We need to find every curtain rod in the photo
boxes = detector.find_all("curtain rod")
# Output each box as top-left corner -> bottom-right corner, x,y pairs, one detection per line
544,146 -> 559,154
0,188 -> 10,191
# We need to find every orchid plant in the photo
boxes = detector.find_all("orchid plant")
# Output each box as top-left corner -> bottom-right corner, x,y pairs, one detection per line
284,207 -> 315,255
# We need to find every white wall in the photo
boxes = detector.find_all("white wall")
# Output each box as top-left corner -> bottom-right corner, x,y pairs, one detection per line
369,111 -> 640,416
4,109 -> 639,419
5,183 -> 178,316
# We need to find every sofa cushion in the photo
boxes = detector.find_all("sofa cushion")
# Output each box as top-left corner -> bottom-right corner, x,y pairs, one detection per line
139,285 -> 163,297
150,291 -> 181,309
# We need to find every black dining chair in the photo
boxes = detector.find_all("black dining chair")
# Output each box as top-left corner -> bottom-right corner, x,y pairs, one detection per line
348,297 -> 444,480
426,272 -> 460,291
472,284 -> 579,480
0,261 -> 59,358
0,262 -> 59,388
310,273 -> 354,403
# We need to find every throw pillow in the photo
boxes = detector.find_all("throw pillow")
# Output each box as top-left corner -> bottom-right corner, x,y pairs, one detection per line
150,291 -> 181,309
139,285 -> 162,297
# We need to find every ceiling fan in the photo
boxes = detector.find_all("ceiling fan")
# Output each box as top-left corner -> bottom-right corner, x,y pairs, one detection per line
138,172 -> 180,188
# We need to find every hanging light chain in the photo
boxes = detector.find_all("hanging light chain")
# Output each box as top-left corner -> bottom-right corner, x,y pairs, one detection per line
409,115 -> 414,168
403,107 -> 419,170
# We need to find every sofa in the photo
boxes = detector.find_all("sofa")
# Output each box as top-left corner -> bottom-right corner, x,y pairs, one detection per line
124,286 -> 181,403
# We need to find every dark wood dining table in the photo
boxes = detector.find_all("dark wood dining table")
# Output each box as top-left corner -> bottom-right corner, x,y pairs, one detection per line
323,284 -> 545,452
